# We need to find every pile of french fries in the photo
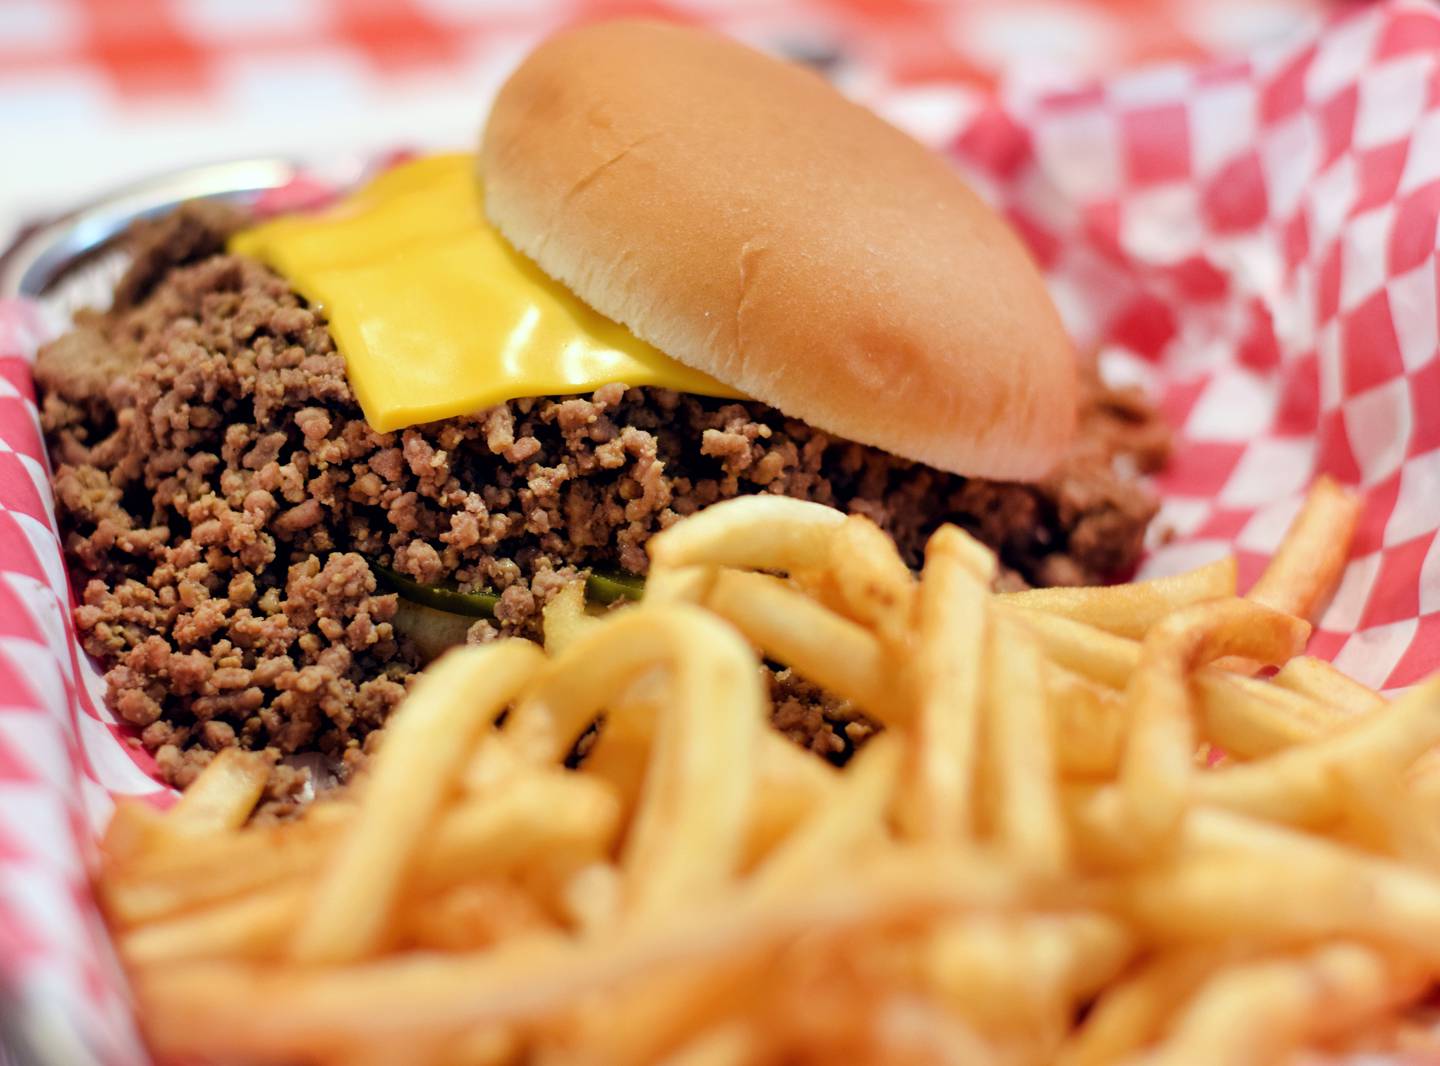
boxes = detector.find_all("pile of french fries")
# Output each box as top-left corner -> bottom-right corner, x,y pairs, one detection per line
99,476 -> 1440,1065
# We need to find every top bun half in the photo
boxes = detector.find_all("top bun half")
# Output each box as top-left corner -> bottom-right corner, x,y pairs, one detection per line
480,20 -> 1076,479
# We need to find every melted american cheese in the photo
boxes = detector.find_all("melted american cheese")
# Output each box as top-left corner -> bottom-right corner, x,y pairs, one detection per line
230,153 -> 739,432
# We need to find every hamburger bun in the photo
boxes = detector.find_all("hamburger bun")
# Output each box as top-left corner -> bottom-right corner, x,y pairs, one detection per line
480,19 -> 1076,480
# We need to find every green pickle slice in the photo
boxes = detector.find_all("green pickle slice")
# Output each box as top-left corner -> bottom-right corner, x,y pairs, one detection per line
377,561 -> 644,657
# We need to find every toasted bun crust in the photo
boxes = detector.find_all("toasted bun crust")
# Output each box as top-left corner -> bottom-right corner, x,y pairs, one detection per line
480,20 -> 1076,479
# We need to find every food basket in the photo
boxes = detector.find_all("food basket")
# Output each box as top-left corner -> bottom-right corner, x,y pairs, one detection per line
3,2 -> 1440,1061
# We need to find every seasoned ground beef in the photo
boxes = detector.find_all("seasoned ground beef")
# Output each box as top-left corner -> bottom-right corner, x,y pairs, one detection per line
35,205 -> 1169,791
769,668 -> 876,763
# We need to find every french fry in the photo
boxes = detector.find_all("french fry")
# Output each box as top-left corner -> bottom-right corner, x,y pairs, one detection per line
1005,605 -> 1342,762
576,961 -> 763,1066
1056,949 -> 1220,1066
703,569 -> 903,722
1336,762 -> 1440,870
293,642 -> 546,964
401,880 -> 555,952
617,611 -> 764,917
1146,944 -> 1418,1066
897,525 -> 991,840
998,605 -> 1140,689
513,606 -> 766,917
1194,670 -> 1343,757
646,495 -> 845,574
750,732 -> 901,898
326,1036 -> 457,1066
1118,599 -> 1310,847
643,564 -> 716,606
420,772 -> 622,893
824,514 -> 918,649
460,725 -> 546,797
433,1026 -> 522,1066
655,1023 -> 755,1066
513,605 -> 760,763
1046,665 -> 1126,779
541,580 -> 596,655
114,771 -> 616,943
1333,761 -> 1425,858
999,556 -> 1236,639
568,954 -> 761,1066
135,852 -> 1031,1059
107,473 -> 1440,1065
103,804 -> 351,926
1409,751 -> 1440,805
984,614 -> 1067,876
1394,1019 -> 1440,1056
872,997 -> 1008,1065
925,912 -> 1133,1034
1247,475 -> 1361,622
1062,782 -> 1153,874
164,748 -> 272,834
934,523 -> 1000,580
575,698 -> 661,819
1004,606 -> 1344,759
557,862 -> 622,936
99,798 -> 171,867
927,916 -> 1045,1031
742,733 -> 843,866
1192,676 -> 1440,826
1272,655 -> 1386,716
1127,810 -> 1440,961
755,932 -> 901,1058
120,881 -> 307,965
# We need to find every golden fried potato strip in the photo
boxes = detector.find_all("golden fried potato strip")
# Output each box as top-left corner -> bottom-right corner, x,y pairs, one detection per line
293,642 -> 545,964
109,476 -> 1440,1066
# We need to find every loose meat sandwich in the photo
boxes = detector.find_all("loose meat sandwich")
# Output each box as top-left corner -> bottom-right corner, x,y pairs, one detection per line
35,20 -> 1168,796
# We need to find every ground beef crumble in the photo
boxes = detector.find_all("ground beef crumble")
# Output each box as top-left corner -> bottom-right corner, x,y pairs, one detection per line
34,204 -> 1169,792
769,668 -> 877,763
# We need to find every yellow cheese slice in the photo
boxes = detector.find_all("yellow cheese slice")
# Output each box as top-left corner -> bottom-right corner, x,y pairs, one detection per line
230,153 -> 740,432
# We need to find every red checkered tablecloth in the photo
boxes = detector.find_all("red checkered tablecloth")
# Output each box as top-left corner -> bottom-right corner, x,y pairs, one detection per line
5,1 -> 1439,1063
0,0 -> 1332,247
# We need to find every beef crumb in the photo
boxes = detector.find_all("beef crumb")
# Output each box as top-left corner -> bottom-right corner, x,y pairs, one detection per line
769,668 -> 877,764
35,207 -> 1168,792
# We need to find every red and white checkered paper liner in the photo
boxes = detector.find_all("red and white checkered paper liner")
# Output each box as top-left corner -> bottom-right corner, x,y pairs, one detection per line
6,2 -> 1440,1061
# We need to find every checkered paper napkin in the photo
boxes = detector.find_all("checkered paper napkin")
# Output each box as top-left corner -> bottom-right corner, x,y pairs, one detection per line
4,1 -> 1440,1061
